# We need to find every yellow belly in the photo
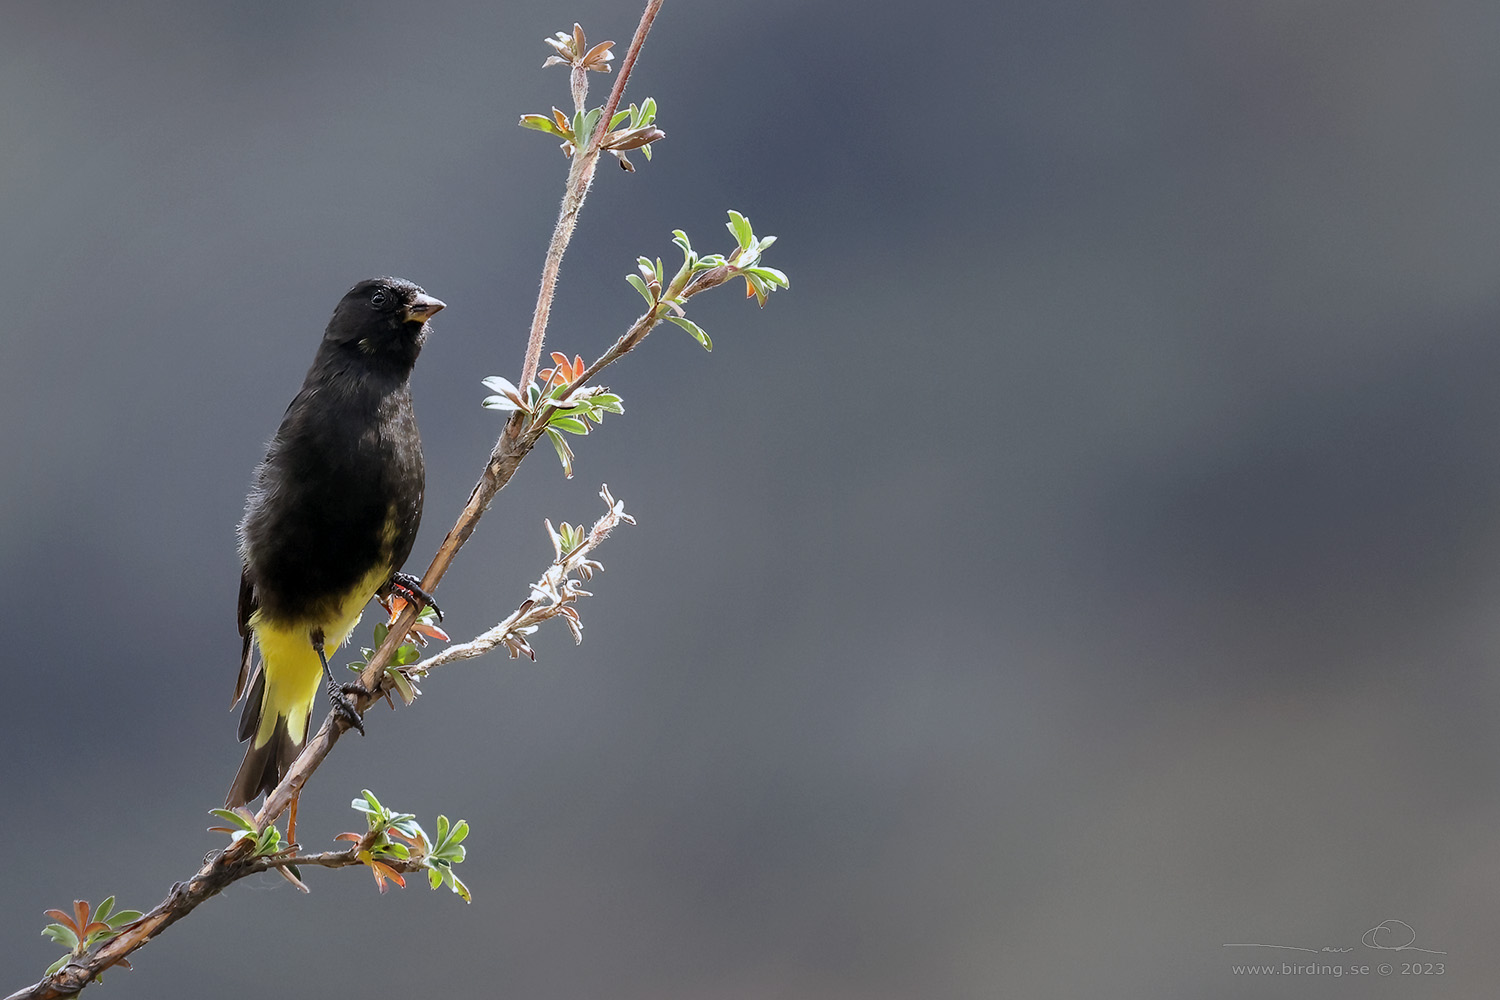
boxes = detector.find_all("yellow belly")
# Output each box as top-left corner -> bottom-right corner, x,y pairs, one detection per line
247,562 -> 392,747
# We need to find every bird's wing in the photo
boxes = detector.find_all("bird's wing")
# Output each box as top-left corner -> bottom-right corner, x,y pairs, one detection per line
233,570 -> 260,706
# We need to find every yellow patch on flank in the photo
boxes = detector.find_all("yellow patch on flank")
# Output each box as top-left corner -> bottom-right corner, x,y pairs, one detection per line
248,561 -> 394,748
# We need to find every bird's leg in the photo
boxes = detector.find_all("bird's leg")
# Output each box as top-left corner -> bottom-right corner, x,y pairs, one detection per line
288,791 -> 300,845
311,627 -> 364,735
386,572 -> 443,621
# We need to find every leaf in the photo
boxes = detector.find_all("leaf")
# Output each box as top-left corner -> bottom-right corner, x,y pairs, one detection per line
518,114 -> 567,137
546,427 -> 575,478
42,924 -> 79,950
727,210 -> 753,250
480,375 -> 523,400
387,668 -> 418,706
482,395 -> 521,412
370,860 -> 406,892
209,808 -> 255,832
744,266 -> 789,288
626,273 -> 655,308
548,416 -> 590,435
667,316 -> 712,351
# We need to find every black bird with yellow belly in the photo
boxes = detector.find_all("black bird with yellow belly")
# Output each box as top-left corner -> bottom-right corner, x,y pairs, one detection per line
227,277 -> 443,808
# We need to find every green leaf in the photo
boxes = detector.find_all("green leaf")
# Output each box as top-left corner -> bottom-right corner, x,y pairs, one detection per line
745,266 -> 789,288
483,395 -> 522,412
519,114 -> 568,137
548,416 -> 590,435
671,230 -> 693,259
387,668 -> 417,705
436,814 -> 450,844
43,924 -> 79,949
626,273 -> 654,308
94,897 -> 114,924
428,868 -> 443,890
446,819 -> 470,845
256,825 -> 282,855
546,427 -> 575,478
609,109 -> 631,129
640,97 -> 656,123
727,210 -> 753,250
107,910 -> 144,929
590,393 -> 624,413
667,315 -> 712,351
209,808 -> 257,831
574,107 -> 603,149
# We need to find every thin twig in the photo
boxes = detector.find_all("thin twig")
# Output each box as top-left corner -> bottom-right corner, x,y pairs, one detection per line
410,486 -> 633,673
517,0 -> 664,395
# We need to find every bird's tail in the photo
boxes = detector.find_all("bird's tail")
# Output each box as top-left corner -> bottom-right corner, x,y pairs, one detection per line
225,669 -> 303,808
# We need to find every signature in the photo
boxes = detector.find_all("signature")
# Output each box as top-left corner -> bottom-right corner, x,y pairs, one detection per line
1224,919 -> 1446,956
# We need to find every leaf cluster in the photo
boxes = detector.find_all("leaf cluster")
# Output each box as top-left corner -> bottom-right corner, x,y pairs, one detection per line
345,604 -> 445,706
628,210 -> 789,352
207,809 -> 288,857
481,357 -> 624,478
337,790 -> 471,901
41,897 -> 143,976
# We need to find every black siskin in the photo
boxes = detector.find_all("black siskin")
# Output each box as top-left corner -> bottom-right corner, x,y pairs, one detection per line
227,277 -> 444,808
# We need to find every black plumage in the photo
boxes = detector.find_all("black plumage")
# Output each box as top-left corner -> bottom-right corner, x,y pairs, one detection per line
227,277 -> 443,808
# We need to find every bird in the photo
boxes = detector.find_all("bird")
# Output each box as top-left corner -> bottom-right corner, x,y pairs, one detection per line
226,277 -> 444,809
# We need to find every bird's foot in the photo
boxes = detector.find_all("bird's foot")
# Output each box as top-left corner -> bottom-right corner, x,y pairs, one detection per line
325,678 -> 365,736
387,572 -> 442,621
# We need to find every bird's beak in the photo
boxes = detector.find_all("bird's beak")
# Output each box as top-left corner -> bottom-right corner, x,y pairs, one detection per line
403,293 -> 446,323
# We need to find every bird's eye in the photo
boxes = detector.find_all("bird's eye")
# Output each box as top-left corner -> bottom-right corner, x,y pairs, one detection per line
371,290 -> 388,307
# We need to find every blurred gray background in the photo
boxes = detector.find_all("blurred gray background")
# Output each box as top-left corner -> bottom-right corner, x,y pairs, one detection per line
4,1 -> 1499,997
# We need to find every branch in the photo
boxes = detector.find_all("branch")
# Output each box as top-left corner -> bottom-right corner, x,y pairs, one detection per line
250,0 -> 664,834
410,485 -> 634,673
517,0 -> 663,394
5,491 -> 632,1000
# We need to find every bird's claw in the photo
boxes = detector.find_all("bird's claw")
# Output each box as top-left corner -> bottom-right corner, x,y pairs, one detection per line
388,572 -> 442,621
327,681 -> 365,735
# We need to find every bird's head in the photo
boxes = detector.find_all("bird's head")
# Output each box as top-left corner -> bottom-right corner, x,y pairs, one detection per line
325,277 -> 445,371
